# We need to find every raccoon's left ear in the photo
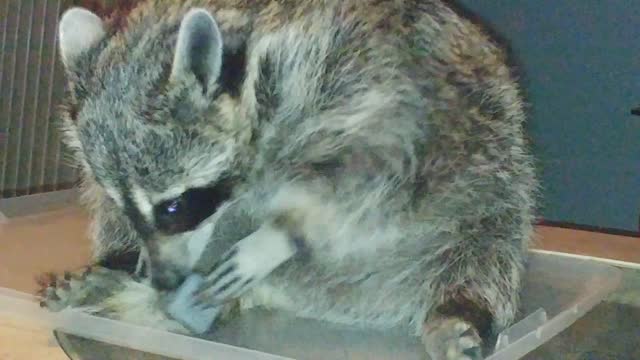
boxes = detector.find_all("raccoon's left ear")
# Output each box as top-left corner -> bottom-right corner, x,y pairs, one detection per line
170,8 -> 223,93
58,7 -> 106,68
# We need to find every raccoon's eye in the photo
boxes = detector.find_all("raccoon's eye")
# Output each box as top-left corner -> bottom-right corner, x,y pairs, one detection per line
154,183 -> 233,235
164,199 -> 182,215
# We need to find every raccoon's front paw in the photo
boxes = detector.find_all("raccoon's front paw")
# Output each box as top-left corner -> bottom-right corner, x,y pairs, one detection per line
37,266 -> 128,312
422,317 -> 483,360
195,224 -> 297,305
194,245 -> 258,306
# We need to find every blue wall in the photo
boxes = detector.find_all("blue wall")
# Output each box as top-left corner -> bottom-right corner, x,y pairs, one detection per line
457,0 -> 640,232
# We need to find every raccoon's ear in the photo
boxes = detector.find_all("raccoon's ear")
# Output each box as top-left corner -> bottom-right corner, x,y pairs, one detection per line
58,7 -> 106,68
170,8 -> 223,93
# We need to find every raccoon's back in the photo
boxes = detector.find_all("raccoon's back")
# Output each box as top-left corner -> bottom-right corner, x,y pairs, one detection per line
243,0 -> 529,182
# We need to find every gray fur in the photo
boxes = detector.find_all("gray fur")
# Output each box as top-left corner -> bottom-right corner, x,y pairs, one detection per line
44,1 -> 537,359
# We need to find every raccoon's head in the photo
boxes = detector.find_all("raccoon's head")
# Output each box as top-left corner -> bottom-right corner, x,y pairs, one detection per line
57,7 -> 252,290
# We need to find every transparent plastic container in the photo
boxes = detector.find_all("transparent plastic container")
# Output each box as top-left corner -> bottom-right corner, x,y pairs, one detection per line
0,251 -> 622,360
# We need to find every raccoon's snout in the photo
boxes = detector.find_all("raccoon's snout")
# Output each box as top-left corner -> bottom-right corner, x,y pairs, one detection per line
151,267 -> 187,291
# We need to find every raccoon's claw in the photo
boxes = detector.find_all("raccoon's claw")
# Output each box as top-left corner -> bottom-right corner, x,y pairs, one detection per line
37,270 -> 81,312
423,317 -> 484,360
37,266 -> 127,312
195,246 -> 256,306
195,225 -> 297,306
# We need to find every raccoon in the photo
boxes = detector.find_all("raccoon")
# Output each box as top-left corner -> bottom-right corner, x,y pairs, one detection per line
39,1 -> 537,359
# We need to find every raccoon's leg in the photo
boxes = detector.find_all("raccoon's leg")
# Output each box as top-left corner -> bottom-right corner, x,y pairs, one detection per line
194,185 -> 319,305
38,265 -> 190,333
194,214 -> 303,305
421,293 -> 489,360
421,216 -> 529,360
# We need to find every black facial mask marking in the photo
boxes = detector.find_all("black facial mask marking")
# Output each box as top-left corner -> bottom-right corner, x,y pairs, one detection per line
154,180 -> 234,235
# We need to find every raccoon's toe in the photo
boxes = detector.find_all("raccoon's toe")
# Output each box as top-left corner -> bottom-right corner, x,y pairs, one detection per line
195,246 -> 256,306
36,272 -> 57,309
37,266 -> 127,311
423,317 -> 484,360
37,271 -> 74,311
194,225 -> 297,306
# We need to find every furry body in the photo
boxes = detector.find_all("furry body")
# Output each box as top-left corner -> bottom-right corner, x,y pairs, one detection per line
41,1 -> 537,358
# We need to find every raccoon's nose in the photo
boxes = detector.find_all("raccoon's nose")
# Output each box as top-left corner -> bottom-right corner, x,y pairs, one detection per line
151,270 -> 186,291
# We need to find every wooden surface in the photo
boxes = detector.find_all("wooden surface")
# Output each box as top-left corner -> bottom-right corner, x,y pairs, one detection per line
0,317 -> 68,360
534,226 -> 640,265
0,208 -> 90,360
0,207 -> 638,359
0,208 -> 92,294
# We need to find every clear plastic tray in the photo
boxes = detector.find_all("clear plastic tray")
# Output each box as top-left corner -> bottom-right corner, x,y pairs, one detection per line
0,251 -> 622,360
